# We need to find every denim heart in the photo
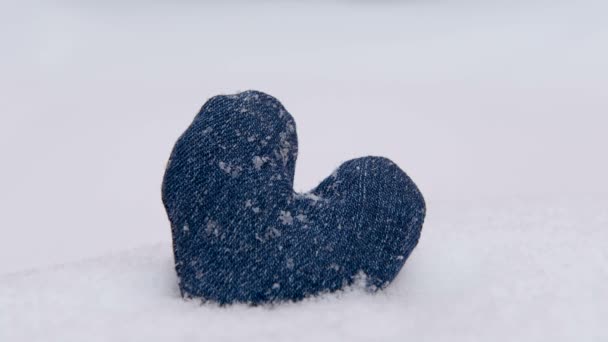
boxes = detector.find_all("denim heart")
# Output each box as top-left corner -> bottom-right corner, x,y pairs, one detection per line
162,91 -> 426,304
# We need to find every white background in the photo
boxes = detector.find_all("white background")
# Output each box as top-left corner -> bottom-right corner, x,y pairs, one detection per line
1,0 -> 606,274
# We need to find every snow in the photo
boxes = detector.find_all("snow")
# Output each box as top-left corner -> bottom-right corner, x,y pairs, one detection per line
296,192 -> 324,202
252,156 -> 268,170
206,220 -> 221,237
1,197 -> 606,341
219,161 -> 231,173
279,210 -> 294,225
1,0 -> 607,340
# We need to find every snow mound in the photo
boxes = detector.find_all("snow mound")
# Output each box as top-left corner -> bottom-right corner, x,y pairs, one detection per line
1,198 -> 606,341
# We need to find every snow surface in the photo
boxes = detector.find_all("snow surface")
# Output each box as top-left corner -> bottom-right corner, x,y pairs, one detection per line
1,0 -> 607,340
1,198 -> 606,341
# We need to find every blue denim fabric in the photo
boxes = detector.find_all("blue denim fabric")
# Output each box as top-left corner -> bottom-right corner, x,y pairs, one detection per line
162,91 -> 426,304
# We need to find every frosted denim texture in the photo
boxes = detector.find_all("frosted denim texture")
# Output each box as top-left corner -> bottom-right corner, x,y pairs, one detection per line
162,91 -> 426,304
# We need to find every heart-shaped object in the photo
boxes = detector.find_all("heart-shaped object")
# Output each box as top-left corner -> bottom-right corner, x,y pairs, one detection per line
162,91 -> 426,304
